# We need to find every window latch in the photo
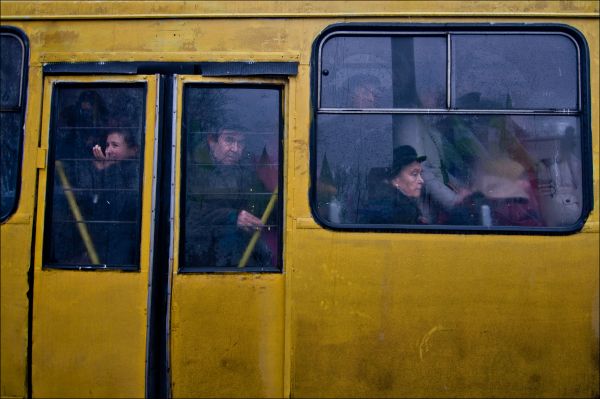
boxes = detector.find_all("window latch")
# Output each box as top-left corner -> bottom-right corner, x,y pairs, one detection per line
36,147 -> 47,169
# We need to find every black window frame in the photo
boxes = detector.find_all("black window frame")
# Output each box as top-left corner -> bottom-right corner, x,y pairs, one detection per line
0,26 -> 29,222
178,82 -> 285,273
42,81 -> 148,271
310,23 -> 593,235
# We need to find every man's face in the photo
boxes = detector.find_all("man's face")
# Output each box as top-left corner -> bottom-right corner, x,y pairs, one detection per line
209,130 -> 246,165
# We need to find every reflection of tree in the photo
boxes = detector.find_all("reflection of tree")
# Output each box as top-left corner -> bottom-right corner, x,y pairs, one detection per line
334,164 -> 364,223
316,154 -> 335,218
185,89 -> 227,162
186,89 -> 227,136
1,35 -> 23,107
107,90 -> 143,128
317,114 -> 392,223
333,165 -> 351,201
255,146 -> 278,192
0,113 -> 20,215
56,90 -> 109,160
456,46 -> 527,108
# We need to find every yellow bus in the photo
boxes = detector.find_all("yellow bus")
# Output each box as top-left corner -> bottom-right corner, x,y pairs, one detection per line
1,1 -> 598,398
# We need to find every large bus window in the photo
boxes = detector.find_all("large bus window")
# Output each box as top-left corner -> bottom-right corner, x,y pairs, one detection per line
181,84 -> 282,271
313,27 -> 590,232
43,84 -> 146,269
0,29 -> 27,221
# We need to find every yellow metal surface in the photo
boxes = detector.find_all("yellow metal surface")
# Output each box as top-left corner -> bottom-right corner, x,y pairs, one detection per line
0,65 -> 43,399
285,13 -> 599,397
289,231 -> 599,397
1,222 -> 31,399
31,271 -> 148,398
29,75 -> 157,398
168,75 -> 288,397
0,1 -> 597,398
1,1 -> 598,19
170,274 -> 285,398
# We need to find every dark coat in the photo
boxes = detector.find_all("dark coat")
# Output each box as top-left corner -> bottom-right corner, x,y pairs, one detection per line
448,192 -> 544,227
184,150 -> 274,268
359,179 -> 423,225
85,160 -> 140,265
49,159 -> 140,266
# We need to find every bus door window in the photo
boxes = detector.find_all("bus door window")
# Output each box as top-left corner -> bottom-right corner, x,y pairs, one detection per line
44,84 -> 146,269
0,29 -> 27,221
180,84 -> 282,271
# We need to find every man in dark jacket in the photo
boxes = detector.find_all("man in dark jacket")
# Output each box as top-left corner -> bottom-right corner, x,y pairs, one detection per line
184,127 -> 273,268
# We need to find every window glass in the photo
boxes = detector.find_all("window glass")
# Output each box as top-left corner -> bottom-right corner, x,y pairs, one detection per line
452,34 -> 578,110
0,31 -> 26,220
44,84 -> 146,268
181,84 -> 282,270
315,27 -> 587,231
320,35 -> 446,109
315,114 -> 583,228
1,33 -> 24,109
315,114 -> 393,223
0,113 -> 22,216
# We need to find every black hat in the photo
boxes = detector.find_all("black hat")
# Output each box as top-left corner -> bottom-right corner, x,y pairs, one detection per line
390,145 -> 426,177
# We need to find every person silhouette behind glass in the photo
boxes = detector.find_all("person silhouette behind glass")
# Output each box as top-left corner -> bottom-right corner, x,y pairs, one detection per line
185,126 -> 273,268
87,129 -> 140,265
58,90 -> 108,159
360,145 -> 427,225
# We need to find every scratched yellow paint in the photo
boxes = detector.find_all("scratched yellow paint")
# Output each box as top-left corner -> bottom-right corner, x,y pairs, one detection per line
0,1 -> 598,398
27,75 -> 158,398
289,230 -> 599,397
1,223 -> 31,398
170,274 -> 285,398
0,64 -> 43,399
168,75 -> 288,398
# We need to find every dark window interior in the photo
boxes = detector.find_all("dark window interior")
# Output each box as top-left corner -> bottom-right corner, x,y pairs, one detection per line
43,83 -> 146,269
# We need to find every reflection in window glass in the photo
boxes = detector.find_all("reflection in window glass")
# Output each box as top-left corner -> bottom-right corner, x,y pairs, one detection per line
320,35 -> 446,109
452,34 -> 578,110
44,84 -> 145,268
316,114 -> 393,223
181,85 -> 282,270
315,27 -> 587,231
0,113 -> 21,217
1,33 -> 24,109
315,114 -> 583,228
0,31 -> 26,220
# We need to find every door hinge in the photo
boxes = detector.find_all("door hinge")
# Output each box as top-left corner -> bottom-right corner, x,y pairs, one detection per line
36,147 -> 47,169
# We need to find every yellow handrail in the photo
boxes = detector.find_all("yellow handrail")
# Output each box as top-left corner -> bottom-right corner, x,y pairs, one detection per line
238,187 -> 278,268
55,160 -> 101,264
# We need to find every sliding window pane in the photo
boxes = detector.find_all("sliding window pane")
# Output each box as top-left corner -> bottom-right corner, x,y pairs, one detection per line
44,84 -> 145,268
320,35 -> 446,109
452,34 -> 578,110
181,84 -> 282,271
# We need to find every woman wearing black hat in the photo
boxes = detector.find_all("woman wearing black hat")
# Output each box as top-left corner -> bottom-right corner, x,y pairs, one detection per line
360,145 -> 427,224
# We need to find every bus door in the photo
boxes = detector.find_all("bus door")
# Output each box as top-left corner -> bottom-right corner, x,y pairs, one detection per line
168,75 -> 286,397
32,75 -> 159,398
